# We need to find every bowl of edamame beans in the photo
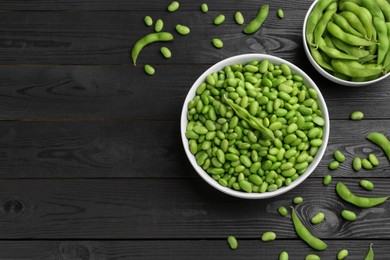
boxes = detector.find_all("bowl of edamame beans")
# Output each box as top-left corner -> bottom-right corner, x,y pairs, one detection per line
181,54 -> 330,199
303,0 -> 390,86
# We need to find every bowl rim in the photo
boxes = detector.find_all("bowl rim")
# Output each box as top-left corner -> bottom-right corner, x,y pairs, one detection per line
302,0 -> 390,87
180,53 -> 330,199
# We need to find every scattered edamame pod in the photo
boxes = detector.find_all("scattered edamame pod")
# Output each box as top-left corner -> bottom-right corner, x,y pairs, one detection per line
212,38 -> 223,49
364,243 -> 374,260
160,47 -> 171,59
291,207 -> 328,251
336,181 -> 390,208
131,32 -> 174,65
261,231 -> 276,242
337,249 -> 349,259
214,14 -> 225,25
243,4 -> 269,34
235,11 -> 244,25
167,1 -> 179,12
144,64 -> 155,76
311,212 -> 325,224
360,179 -> 375,191
350,111 -> 364,120
227,235 -> 238,250
367,132 -> 390,161
144,16 -> 153,27
176,24 -> 190,35
341,209 -> 357,221
277,9 -> 285,19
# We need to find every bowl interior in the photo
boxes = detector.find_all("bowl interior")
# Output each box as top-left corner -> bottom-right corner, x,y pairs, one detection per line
302,0 -> 390,87
181,54 -> 330,199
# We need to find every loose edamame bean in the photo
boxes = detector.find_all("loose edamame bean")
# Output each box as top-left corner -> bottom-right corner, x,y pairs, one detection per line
279,251 -> 289,260
329,161 -> 340,170
323,175 -> 332,186
360,179 -> 374,191
176,24 -> 190,35
350,111 -> 364,120
293,196 -> 303,204
227,235 -> 238,250
352,157 -> 362,171
364,243 -> 374,260
362,159 -> 373,170
243,5 -> 269,34
291,207 -> 327,251
336,181 -> 390,208
311,212 -> 325,224
277,9 -> 284,19
278,206 -> 288,216
368,153 -> 379,167
337,249 -> 349,260
167,1 -> 180,12
160,47 -> 172,59
200,3 -> 208,13
144,64 -> 155,75
212,38 -> 223,49
341,209 -> 357,221
154,19 -> 164,32
235,12 -> 244,25
261,231 -> 276,242
131,32 -> 174,65
367,132 -> 390,161
305,254 -> 320,260
144,16 -> 153,27
333,150 -> 346,163
214,14 -> 225,25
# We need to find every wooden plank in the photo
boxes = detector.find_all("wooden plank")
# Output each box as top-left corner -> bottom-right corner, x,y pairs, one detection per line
0,240 -> 387,259
0,178 -> 388,238
0,66 -> 388,120
0,0 -> 313,11
0,119 -> 388,178
0,10 -> 307,65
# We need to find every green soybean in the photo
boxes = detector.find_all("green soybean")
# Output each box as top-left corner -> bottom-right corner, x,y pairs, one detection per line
167,1 -> 179,12
333,150 -> 346,163
291,207 -> 328,251
212,38 -> 223,49
323,175 -> 332,186
131,32 -> 174,65
364,243 -> 374,260
293,196 -> 303,205
214,14 -> 225,25
144,64 -> 155,75
368,153 -> 379,167
305,254 -> 320,260
352,157 -> 362,171
278,206 -> 288,217
261,231 -> 276,242
336,181 -> 390,208
277,9 -> 285,19
362,158 -> 373,170
279,251 -> 289,260
337,249 -> 349,259
227,235 -> 238,250
200,3 -> 208,13
328,161 -> 339,170
350,111 -> 364,120
243,4 -> 269,34
360,179 -> 375,191
341,209 -> 357,221
235,11 -> 244,25
144,16 -> 153,27
154,19 -> 164,32
311,212 -> 325,224
160,47 -> 172,59
176,24 -> 190,35
367,132 -> 390,161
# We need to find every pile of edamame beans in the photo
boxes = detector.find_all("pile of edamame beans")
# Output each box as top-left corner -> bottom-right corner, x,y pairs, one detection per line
306,0 -> 390,82
185,59 -> 325,193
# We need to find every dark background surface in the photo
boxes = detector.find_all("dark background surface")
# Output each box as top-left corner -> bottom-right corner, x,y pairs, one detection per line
0,0 -> 389,259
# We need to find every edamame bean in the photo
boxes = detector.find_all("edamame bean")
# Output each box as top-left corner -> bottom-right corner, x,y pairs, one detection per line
200,3 -> 208,13
337,249 -> 349,260
352,157 -> 362,171
160,47 -> 172,59
360,179 -> 374,191
311,212 -> 325,224
305,254 -> 320,260
278,206 -> 288,216
328,161 -> 339,170
362,159 -> 373,170
336,181 -> 390,208
341,209 -> 357,221
261,231 -> 276,242
368,153 -> 379,167
131,32 -> 174,65
334,150 -> 346,163
293,196 -> 303,204
367,132 -> 390,161
167,1 -> 179,12
227,235 -> 238,250
323,175 -> 332,186
214,14 -> 225,25
243,4 -> 269,34
176,24 -> 190,35
144,64 -> 155,75
235,12 -> 244,25
364,243 -> 374,260
144,16 -> 153,27
350,111 -> 364,120
154,19 -> 164,32
277,9 -> 284,19
279,251 -> 289,260
291,207 -> 328,251
212,38 -> 223,49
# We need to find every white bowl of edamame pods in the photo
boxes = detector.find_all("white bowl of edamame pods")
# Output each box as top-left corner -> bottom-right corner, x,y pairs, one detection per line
181,54 -> 330,199
303,0 -> 390,86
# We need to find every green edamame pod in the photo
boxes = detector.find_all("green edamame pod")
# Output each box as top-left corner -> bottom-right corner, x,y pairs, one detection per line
131,32 -> 174,65
340,2 -> 374,40
373,17 -> 388,64
383,23 -> 390,72
309,46 -> 334,71
305,0 -> 336,45
340,0 -> 384,20
313,7 -> 337,48
336,181 -> 390,208
235,12 -> 244,25
375,0 -> 390,21
364,243 -> 374,260
318,38 -> 359,60
331,60 -> 383,78
331,37 -> 370,58
339,11 -> 367,37
291,207 -> 328,251
243,4 -> 269,35
332,13 -> 364,38
326,22 -> 374,46
367,132 -> 390,161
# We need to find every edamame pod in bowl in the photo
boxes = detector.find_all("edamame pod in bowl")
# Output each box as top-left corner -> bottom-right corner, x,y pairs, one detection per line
181,54 -> 329,199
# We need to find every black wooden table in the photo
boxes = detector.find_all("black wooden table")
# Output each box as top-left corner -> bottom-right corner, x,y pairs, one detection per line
0,0 -> 389,259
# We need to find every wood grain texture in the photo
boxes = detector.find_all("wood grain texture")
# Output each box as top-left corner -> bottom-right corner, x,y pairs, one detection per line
0,120 -> 388,178
0,66 -> 388,120
0,178 -> 388,239
0,240 -> 388,259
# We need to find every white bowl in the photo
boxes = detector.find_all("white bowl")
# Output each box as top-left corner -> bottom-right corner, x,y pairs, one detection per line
180,54 -> 330,199
303,0 -> 390,87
